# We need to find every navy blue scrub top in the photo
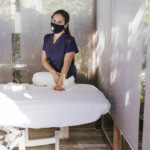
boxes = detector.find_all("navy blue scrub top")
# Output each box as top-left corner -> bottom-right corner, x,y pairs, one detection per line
42,33 -> 79,82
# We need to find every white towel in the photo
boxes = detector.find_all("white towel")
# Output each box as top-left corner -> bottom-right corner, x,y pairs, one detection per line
3,82 -> 28,92
32,72 -> 75,88
63,76 -> 75,88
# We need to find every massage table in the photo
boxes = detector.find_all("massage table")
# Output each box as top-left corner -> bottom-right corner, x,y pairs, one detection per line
0,83 -> 111,150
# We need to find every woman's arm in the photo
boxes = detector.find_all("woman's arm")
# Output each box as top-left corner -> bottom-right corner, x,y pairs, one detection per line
42,50 -> 60,84
53,52 -> 75,91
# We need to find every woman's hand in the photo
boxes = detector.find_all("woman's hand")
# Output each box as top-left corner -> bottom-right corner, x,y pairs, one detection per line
53,85 -> 65,91
51,71 -> 60,84
53,76 -> 65,91
53,52 -> 75,91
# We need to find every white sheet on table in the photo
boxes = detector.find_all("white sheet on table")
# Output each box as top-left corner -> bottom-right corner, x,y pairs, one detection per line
0,84 -> 111,128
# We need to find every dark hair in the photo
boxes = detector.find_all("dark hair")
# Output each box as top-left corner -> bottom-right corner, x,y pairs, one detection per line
51,9 -> 71,44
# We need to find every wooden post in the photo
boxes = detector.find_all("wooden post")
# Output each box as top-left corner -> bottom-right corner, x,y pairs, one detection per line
113,122 -> 122,150
123,138 -> 132,150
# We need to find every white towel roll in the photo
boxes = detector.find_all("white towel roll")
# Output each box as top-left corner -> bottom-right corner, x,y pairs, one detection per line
32,72 -> 75,88
32,72 -> 56,87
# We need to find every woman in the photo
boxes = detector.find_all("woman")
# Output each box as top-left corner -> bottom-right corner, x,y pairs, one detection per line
42,9 -> 78,91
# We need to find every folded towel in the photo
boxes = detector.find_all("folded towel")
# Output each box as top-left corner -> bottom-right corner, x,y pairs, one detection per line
3,82 -> 28,92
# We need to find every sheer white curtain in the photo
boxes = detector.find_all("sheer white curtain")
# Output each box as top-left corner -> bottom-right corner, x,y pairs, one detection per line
96,0 -> 112,97
96,0 -> 145,149
142,2 -> 150,148
0,0 -> 14,83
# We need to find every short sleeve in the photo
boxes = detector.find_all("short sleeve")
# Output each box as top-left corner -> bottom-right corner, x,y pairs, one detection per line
42,34 -> 48,51
65,36 -> 79,54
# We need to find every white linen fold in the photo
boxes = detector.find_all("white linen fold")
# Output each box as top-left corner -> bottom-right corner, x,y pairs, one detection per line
3,82 -> 28,92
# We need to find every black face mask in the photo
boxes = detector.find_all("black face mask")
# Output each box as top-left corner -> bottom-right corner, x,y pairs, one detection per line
51,22 -> 65,34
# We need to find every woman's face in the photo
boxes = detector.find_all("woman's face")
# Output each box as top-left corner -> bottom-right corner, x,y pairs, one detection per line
51,14 -> 65,25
